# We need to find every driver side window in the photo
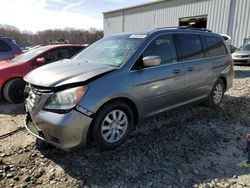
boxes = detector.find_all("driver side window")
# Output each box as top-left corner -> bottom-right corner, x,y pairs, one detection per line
43,48 -> 69,63
133,34 -> 177,70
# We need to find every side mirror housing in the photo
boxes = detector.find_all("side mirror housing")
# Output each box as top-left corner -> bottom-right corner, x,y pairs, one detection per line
36,57 -> 46,64
143,56 -> 161,67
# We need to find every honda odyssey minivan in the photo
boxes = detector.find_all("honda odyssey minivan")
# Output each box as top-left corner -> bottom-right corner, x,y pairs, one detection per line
24,28 -> 234,151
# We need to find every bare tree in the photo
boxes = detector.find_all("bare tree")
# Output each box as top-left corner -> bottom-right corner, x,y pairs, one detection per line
0,24 -> 103,47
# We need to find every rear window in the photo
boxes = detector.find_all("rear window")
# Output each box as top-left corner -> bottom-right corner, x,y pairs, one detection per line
0,39 -> 12,52
201,35 -> 228,57
174,34 -> 204,61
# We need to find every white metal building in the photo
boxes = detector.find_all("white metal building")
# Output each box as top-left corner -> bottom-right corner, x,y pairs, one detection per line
103,0 -> 250,47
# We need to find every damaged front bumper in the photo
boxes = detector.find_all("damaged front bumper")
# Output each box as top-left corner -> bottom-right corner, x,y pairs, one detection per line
24,85 -> 93,151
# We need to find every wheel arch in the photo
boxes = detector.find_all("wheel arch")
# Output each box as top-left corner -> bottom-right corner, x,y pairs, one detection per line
1,77 -> 24,98
218,76 -> 227,90
87,97 -> 139,145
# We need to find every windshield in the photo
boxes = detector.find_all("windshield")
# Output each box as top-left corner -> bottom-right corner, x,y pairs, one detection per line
238,43 -> 250,51
74,34 -> 146,67
12,46 -> 50,63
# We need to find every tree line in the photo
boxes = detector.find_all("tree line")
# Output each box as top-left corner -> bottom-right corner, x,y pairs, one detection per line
0,25 -> 103,47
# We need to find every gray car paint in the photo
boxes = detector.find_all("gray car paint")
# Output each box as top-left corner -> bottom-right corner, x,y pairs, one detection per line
24,59 -> 117,87
24,29 -> 234,150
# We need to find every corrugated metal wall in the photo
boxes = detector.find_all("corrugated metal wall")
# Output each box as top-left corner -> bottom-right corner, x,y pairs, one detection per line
229,0 -> 250,47
103,11 -> 123,35
103,0 -> 250,47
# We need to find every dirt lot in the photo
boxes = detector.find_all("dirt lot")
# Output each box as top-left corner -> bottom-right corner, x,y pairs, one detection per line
1,65 -> 250,188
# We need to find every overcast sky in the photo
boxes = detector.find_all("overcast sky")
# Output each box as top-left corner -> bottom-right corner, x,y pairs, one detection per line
0,0 -> 154,33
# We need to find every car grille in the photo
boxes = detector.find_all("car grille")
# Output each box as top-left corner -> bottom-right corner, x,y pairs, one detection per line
26,85 -> 53,108
235,55 -> 250,58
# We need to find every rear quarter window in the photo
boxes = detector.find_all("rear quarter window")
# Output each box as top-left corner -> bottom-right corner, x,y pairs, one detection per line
201,35 -> 228,57
0,39 -> 12,52
174,34 -> 204,61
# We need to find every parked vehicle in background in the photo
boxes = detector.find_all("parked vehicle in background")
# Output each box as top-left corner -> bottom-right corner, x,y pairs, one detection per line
22,45 -> 45,53
24,28 -> 234,151
0,44 -> 85,103
232,42 -> 250,64
0,37 -> 23,61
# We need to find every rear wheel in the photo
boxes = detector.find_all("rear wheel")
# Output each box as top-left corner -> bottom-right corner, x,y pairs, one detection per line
3,78 -> 26,103
205,78 -> 225,107
93,101 -> 134,150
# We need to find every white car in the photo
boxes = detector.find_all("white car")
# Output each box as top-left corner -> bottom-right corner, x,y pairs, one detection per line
232,42 -> 250,64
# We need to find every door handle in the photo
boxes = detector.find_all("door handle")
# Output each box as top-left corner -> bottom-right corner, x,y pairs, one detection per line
187,67 -> 193,71
172,69 -> 181,74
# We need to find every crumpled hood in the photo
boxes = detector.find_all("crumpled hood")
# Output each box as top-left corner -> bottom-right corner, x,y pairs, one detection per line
24,59 -> 117,87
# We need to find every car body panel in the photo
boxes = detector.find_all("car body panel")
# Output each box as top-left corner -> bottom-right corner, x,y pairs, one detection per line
0,61 -> 34,96
0,37 -> 23,61
24,60 -> 117,87
25,109 -> 92,150
182,58 -> 212,101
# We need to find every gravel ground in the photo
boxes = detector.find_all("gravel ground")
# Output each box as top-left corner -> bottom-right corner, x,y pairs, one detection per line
1,65 -> 250,188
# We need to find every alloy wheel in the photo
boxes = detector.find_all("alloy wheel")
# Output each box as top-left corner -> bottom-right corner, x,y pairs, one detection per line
101,110 -> 128,143
213,83 -> 223,104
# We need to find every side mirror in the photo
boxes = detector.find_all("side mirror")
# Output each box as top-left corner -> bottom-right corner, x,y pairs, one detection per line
143,56 -> 161,67
36,57 -> 46,64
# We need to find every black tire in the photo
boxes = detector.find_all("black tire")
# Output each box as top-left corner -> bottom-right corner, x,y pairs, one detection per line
35,139 -> 54,150
3,78 -> 26,103
92,101 -> 134,150
205,78 -> 225,108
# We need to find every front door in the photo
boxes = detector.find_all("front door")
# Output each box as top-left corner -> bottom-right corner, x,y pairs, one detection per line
131,34 -> 186,117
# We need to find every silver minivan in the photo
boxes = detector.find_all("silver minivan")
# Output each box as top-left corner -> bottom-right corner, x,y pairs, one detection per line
24,28 -> 234,151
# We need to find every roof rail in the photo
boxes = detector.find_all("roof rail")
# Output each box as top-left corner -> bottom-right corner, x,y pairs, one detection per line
155,26 -> 179,30
155,26 -> 212,32
177,26 -> 212,32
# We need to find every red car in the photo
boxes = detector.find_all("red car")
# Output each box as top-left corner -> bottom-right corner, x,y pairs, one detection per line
0,44 -> 84,103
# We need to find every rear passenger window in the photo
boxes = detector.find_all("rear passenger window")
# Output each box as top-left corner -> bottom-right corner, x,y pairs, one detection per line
142,34 -> 177,65
175,34 -> 204,61
0,39 -> 11,52
201,35 -> 228,57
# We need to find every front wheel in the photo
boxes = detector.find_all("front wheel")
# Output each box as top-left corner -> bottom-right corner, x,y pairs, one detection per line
205,78 -> 225,107
92,101 -> 134,150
